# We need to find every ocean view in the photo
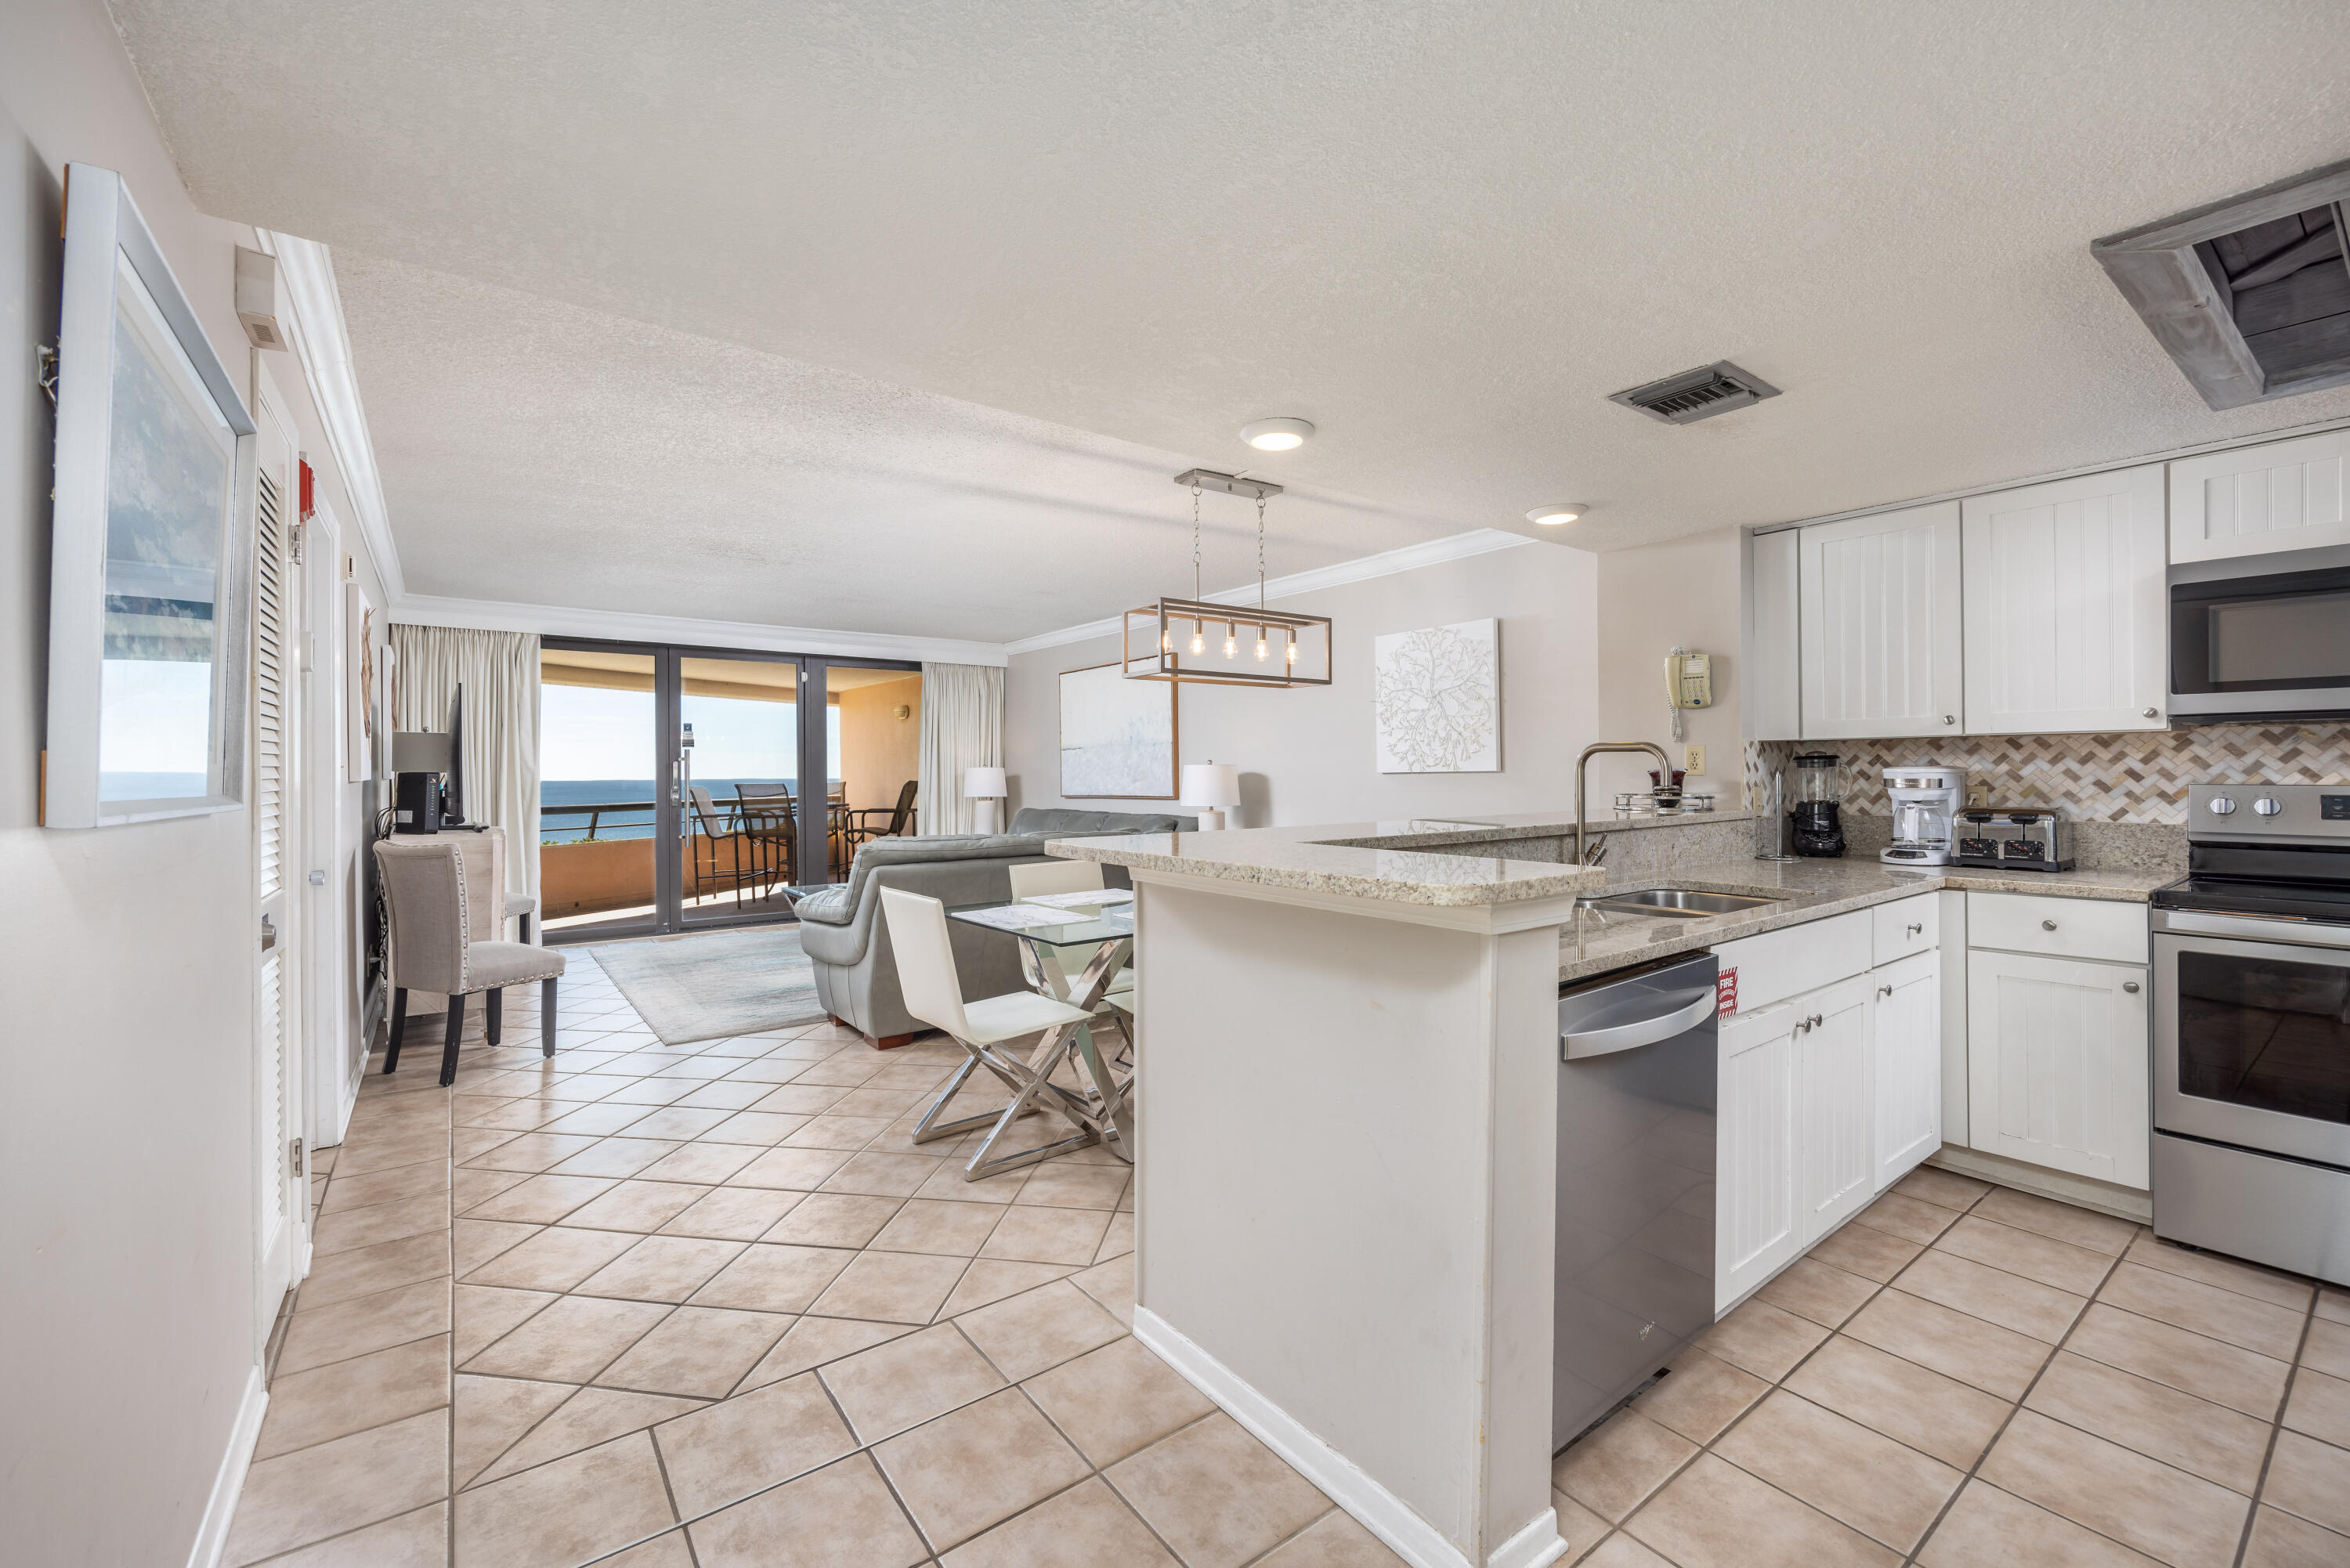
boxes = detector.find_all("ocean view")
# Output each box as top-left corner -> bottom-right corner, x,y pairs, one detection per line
538,778 -> 839,841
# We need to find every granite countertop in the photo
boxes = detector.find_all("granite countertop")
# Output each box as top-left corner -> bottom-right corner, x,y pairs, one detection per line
1045,825 -> 1609,906
1557,857 -> 2175,982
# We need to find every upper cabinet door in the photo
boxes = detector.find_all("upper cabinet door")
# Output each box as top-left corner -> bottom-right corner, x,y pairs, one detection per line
1745,529 -> 1802,741
1798,502 -> 1963,739
1962,464 -> 2167,734
2170,429 -> 2350,564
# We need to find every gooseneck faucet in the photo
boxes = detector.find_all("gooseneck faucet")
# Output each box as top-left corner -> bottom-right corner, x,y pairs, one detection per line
1575,741 -> 1674,868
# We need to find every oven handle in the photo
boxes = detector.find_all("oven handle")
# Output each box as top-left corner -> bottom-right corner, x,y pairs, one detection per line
2153,908 -> 2350,951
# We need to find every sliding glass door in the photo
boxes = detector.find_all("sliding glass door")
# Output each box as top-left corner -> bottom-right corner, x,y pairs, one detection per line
540,638 -> 919,942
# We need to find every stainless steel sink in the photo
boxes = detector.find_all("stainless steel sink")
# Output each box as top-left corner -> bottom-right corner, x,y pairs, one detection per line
1574,888 -> 1785,917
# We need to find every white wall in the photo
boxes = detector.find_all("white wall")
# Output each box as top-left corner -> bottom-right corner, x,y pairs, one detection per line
1005,540 -> 1601,826
0,4 -> 388,1560
1593,525 -> 1746,804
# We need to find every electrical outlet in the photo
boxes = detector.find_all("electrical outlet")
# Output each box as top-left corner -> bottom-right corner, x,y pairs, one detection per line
1683,744 -> 1705,776
1966,783 -> 1990,807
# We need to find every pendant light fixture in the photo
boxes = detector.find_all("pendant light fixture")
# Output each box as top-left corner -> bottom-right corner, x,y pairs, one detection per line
1123,469 -> 1333,688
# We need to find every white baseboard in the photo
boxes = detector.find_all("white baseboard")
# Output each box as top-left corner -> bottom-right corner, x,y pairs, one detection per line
1132,1307 -> 1563,1568
186,1364 -> 268,1568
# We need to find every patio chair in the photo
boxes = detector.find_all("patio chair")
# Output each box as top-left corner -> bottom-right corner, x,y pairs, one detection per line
843,779 -> 918,851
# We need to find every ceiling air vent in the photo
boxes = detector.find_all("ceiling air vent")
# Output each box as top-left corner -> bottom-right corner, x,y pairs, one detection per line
1608,361 -> 1783,425
2093,158 -> 2350,410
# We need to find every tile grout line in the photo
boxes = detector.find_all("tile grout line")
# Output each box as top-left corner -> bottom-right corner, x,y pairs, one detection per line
1894,1211 -> 2136,1566
2229,1284 -> 2319,1568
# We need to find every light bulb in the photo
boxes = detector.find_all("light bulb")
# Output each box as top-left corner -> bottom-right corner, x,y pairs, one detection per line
1159,629 -> 1171,652
1285,634 -> 1299,665
1188,625 -> 1204,656
1255,632 -> 1269,661
1224,625 -> 1237,659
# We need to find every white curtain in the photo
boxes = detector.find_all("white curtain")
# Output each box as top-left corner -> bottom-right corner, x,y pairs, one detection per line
389,625 -> 542,921
917,662 -> 1004,835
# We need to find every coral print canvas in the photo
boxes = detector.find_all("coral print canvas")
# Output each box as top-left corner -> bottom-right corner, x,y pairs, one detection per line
1376,617 -> 1501,773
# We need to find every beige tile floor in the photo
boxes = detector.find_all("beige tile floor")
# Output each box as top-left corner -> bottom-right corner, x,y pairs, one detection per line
1553,1166 -> 2350,1568
226,956 -> 1408,1568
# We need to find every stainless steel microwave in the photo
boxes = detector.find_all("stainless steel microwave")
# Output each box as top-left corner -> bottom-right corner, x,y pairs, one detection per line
2170,541 -> 2350,723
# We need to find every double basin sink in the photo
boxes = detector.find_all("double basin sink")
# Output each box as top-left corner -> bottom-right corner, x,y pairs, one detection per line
1574,887 -> 1785,919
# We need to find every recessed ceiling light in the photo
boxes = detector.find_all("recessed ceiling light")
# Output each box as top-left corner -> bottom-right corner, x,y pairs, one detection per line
1527,503 -> 1586,526
1240,417 -> 1314,451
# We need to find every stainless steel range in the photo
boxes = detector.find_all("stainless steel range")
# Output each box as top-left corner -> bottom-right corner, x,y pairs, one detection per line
2151,783 -> 2350,1285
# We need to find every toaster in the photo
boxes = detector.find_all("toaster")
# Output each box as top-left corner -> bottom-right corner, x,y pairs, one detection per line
1954,807 -> 2075,871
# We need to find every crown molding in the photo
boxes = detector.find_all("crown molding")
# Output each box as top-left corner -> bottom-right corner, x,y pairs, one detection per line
253,229 -> 404,599
391,592 -> 1010,667
1001,527 -> 1535,655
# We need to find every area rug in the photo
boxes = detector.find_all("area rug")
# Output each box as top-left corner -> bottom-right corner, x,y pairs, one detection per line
586,925 -> 827,1044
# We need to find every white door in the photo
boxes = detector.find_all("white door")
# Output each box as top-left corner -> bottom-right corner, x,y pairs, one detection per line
1798,501 -> 1964,739
1796,975 -> 1874,1242
301,497 -> 353,1147
1969,950 -> 2151,1187
252,364 -> 309,1310
2168,428 -> 2350,564
1717,999 -> 1800,1311
1962,465 -> 2167,734
1871,950 -> 1942,1191
1744,529 -> 1802,741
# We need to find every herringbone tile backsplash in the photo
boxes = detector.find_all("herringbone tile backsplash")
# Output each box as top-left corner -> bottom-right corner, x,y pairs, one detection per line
1744,724 -> 2350,823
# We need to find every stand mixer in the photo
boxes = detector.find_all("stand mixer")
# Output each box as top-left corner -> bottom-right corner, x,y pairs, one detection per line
1882,768 -> 1968,866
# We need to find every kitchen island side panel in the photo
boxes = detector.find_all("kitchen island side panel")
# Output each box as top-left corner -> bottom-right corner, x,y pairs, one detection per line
1133,876 -> 1555,1560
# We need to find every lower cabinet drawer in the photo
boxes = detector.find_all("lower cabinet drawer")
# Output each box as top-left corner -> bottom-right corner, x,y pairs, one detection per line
1967,891 -> 2148,964
1716,911 -> 1872,1013
1872,894 -> 1939,966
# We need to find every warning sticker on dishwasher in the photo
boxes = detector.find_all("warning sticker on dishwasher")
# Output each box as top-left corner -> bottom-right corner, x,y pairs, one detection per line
1717,970 -> 1737,1017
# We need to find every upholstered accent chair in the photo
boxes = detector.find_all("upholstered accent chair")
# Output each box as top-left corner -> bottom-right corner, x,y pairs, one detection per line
374,827 -> 566,1086
794,806 -> 1192,1048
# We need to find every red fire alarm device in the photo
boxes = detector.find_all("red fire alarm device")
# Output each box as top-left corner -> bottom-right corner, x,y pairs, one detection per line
298,457 -> 316,521
1716,969 -> 1737,1017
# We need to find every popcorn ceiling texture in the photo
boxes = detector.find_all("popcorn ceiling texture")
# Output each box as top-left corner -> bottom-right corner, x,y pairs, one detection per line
1746,726 -> 2350,824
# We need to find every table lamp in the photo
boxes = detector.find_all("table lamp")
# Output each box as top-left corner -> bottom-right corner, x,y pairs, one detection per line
964,766 -> 1008,834
1182,761 -> 1242,830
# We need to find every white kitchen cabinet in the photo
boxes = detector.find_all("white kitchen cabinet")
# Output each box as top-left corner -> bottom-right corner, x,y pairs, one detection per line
1796,975 -> 1875,1242
1961,464 -> 2168,734
1798,501 -> 1964,739
1967,949 -> 2151,1188
1745,528 -> 1802,741
2169,428 -> 2350,564
1717,999 -> 1800,1310
1871,949 -> 1941,1192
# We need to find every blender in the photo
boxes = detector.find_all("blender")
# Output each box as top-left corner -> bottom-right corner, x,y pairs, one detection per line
1882,767 -> 1968,866
1790,752 -> 1845,857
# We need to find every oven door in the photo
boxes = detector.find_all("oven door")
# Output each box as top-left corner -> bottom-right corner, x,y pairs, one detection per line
2168,545 -> 2350,720
2153,923 -> 2350,1168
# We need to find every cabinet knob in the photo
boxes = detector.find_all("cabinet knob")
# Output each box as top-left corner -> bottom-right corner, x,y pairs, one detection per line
1878,985 -> 1893,999
1906,922 -> 1923,936
1809,1013 -> 1824,1028
2041,919 -> 2058,930
2124,981 -> 2140,993
1943,714 -> 1957,725
2142,707 -> 2159,719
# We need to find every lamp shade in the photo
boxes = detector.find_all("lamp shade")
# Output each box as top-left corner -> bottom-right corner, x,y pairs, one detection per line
1182,762 -> 1242,808
392,732 -> 454,775
963,766 -> 1007,799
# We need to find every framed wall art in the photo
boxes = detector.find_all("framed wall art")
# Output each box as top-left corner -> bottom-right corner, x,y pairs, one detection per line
1059,661 -> 1177,798
1374,616 -> 1502,774
45,163 -> 255,828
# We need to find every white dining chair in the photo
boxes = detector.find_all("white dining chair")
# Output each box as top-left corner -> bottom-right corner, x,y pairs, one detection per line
883,885 -> 1105,1176
1007,860 -> 1136,1000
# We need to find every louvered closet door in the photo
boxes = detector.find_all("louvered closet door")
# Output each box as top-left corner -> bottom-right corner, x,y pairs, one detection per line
1798,501 -> 1964,739
253,366 -> 307,1307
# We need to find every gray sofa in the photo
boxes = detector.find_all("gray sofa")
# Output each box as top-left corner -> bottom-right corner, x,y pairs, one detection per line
795,807 -> 1195,1047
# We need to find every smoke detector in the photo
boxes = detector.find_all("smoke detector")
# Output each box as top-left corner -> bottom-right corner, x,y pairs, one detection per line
1608,361 -> 1781,425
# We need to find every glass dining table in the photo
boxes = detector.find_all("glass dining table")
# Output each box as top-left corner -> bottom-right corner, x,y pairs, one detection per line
910,896 -> 1137,1174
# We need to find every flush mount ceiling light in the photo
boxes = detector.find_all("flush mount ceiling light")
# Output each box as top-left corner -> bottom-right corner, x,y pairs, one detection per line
1239,417 -> 1314,451
1123,469 -> 1333,689
1526,503 -> 1587,526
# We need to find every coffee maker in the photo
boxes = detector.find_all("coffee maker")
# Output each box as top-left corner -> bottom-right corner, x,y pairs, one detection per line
1882,767 -> 1968,866
1790,752 -> 1845,857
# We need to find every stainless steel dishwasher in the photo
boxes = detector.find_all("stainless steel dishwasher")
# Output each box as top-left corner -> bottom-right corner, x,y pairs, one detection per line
1554,948 -> 1719,1451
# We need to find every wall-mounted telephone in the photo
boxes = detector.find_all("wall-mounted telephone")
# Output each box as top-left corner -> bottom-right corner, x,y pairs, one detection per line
1665,648 -> 1712,739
